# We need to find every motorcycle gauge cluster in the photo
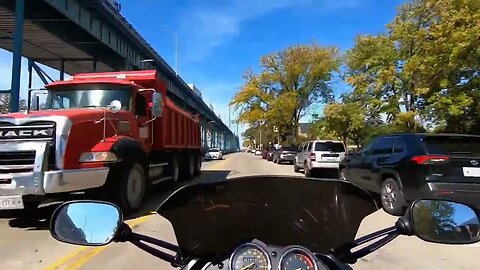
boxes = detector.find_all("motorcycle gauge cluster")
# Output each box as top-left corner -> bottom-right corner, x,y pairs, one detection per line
279,247 -> 317,270
228,242 -> 328,270
230,243 -> 271,270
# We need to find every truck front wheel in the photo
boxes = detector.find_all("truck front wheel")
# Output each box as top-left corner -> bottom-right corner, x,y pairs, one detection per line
116,163 -> 146,214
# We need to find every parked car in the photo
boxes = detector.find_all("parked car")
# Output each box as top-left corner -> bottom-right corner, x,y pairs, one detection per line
266,148 -> 275,161
255,149 -> 263,156
294,140 -> 346,177
273,146 -> 298,164
262,148 -> 271,159
339,133 -> 480,216
205,148 -> 223,160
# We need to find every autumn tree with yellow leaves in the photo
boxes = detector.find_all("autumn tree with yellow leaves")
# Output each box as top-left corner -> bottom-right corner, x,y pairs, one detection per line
230,44 -> 340,145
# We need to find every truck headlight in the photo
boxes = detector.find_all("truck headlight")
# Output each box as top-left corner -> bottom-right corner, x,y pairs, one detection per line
79,152 -> 118,163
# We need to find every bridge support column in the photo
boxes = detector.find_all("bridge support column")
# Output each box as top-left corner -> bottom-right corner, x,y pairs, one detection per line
60,60 -> 65,80
10,0 -> 25,113
27,59 -> 33,89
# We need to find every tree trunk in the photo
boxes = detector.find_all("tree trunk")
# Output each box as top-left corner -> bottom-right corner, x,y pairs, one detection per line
292,122 -> 299,146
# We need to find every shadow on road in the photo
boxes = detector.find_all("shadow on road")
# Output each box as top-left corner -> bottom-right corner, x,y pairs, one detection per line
0,203 -> 61,230
0,169 -> 232,230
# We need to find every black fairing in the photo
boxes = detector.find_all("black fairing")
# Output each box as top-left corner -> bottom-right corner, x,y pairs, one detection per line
157,176 -> 378,259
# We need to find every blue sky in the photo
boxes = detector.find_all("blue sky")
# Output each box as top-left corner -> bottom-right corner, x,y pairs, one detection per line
67,202 -> 120,244
0,0 -> 405,138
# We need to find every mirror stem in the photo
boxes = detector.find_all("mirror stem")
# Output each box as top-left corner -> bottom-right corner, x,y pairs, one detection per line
113,223 -> 183,266
130,232 -> 180,253
352,226 -> 397,246
113,222 -> 133,242
130,240 -> 183,267
350,231 -> 399,260
330,226 -> 398,264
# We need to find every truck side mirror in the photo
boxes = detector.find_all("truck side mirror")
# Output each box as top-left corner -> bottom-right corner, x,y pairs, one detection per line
29,89 -> 48,111
151,92 -> 163,117
31,95 -> 40,111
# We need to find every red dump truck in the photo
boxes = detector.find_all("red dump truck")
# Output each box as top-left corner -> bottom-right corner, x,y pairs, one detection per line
0,70 -> 202,213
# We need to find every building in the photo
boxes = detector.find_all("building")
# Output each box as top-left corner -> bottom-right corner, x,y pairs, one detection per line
298,123 -> 312,138
55,207 -> 87,243
187,84 -> 203,99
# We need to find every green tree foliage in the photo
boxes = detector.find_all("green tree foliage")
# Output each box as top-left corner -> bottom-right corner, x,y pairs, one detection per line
322,102 -> 368,147
0,94 -> 27,113
231,44 -> 340,144
345,0 -> 480,132
308,118 -> 339,141
413,201 -> 457,242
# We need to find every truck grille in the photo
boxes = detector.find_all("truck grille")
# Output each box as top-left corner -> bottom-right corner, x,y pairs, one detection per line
0,121 -> 56,172
0,121 -> 55,142
0,151 -> 36,173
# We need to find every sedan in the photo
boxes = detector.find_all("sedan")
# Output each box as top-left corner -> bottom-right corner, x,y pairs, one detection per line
205,148 -> 223,160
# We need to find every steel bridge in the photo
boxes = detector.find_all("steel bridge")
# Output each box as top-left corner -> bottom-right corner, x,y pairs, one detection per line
0,0 -> 239,152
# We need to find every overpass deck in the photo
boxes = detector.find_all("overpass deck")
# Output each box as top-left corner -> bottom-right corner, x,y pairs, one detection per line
0,0 -> 239,150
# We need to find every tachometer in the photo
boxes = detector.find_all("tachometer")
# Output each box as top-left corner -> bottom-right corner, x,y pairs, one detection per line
230,243 -> 271,270
279,248 -> 317,270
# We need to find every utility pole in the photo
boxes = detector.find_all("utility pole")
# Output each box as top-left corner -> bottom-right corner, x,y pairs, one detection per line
259,129 -> 262,148
159,25 -> 178,75
228,106 -> 231,130
273,126 -> 280,146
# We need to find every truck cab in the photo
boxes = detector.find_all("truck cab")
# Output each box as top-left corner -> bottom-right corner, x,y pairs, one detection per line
0,70 -> 201,213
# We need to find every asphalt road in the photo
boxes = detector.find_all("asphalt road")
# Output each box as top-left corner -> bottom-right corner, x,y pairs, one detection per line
0,152 -> 477,269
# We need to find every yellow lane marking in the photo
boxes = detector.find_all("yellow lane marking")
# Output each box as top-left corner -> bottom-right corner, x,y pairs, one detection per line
44,156 -> 231,270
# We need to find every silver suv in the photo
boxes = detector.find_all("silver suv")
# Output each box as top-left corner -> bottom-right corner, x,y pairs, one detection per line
294,140 -> 346,177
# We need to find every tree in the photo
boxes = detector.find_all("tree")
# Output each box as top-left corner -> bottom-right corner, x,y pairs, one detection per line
320,102 -> 368,147
231,44 -> 340,144
308,118 -> 339,141
0,94 -> 10,114
345,0 -> 480,132
413,200 -> 457,242
0,94 -> 28,113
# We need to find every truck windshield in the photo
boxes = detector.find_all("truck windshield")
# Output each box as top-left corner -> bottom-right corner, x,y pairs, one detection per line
42,84 -> 133,110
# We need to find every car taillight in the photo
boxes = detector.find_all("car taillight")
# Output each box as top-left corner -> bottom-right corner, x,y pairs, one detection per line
411,155 -> 449,165
310,153 -> 316,161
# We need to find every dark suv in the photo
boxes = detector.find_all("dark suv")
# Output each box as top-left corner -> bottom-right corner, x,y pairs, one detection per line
339,133 -> 480,216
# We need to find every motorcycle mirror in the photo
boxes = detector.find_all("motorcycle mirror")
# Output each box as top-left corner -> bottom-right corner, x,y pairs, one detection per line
410,199 -> 480,244
50,201 -> 123,246
108,100 -> 122,114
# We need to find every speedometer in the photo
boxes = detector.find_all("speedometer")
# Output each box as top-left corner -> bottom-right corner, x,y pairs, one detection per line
230,243 -> 271,270
279,248 -> 317,270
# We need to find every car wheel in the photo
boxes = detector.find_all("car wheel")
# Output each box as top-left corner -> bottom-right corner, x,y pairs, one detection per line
293,162 -> 300,172
381,178 -> 406,216
339,168 -> 347,181
170,155 -> 180,183
181,154 -> 195,181
304,163 -> 312,177
194,154 -> 202,176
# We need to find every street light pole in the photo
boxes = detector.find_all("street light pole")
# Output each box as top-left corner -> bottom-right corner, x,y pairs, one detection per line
159,25 -> 178,75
